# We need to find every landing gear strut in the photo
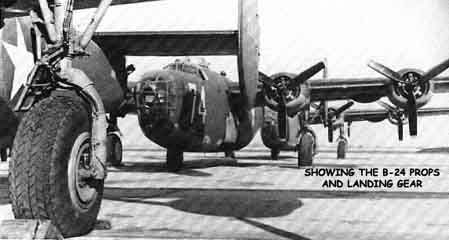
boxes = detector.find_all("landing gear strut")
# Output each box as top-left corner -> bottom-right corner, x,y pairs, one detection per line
336,122 -> 349,159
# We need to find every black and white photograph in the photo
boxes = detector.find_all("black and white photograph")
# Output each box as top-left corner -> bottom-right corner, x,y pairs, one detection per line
1,0 -> 449,239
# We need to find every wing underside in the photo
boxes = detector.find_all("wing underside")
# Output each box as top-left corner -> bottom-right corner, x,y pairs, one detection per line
93,30 -> 239,56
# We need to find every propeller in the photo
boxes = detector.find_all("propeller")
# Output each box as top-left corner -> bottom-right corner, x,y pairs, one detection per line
368,58 -> 449,137
377,101 -> 407,141
260,61 -> 326,140
326,101 -> 355,142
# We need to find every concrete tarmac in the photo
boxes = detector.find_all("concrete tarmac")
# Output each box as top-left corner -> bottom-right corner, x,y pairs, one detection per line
1,146 -> 449,240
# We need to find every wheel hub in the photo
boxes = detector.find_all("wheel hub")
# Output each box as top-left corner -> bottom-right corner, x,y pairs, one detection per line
68,132 -> 98,211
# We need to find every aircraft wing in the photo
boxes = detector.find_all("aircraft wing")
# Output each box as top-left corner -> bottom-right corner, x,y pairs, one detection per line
309,77 -> 449,102
93,30 -> 239,56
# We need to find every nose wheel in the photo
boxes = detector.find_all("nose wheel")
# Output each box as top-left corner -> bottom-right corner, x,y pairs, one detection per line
297,130 -> 316,168
270,148 -> 280,160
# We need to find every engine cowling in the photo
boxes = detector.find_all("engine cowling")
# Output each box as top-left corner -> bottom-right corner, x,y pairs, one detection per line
386,69 -> 433,109
263,72 -> 311,117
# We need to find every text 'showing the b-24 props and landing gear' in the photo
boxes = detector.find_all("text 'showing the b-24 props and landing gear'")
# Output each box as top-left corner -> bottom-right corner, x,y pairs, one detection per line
2,0 -> 449,238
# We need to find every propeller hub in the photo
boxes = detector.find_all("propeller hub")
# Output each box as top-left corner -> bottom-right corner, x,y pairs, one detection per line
394,71 -> 429,100
264,74 -> 302,106
387,110 -> 408,126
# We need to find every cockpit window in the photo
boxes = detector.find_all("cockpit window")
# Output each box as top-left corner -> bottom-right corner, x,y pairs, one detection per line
164,63 -> 200,76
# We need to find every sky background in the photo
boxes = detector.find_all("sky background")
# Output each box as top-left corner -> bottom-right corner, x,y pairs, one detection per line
74,0 -> 449,148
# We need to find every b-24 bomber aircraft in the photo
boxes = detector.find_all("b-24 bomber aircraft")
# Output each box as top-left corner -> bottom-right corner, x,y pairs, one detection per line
2,0 -> 449,238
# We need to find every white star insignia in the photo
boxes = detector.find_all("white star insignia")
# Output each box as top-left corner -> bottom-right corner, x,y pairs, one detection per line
1,18 -> 34,100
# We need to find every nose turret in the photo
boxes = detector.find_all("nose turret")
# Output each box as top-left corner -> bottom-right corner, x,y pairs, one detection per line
135,71 -> 179,132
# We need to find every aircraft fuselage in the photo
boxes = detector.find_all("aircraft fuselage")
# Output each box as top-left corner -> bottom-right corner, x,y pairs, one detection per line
135,60 -> 262,152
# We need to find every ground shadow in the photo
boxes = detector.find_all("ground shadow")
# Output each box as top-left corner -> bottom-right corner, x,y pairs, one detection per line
104,187 -> 303,219
103,186 -> 311,239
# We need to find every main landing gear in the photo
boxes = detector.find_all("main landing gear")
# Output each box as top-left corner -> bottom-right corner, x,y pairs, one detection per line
9,96 -> 104,237
270,148 -> 280,160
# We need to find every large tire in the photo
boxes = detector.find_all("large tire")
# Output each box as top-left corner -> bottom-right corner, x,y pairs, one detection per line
166,149 -> 183,172
298,132 -> 315,168
8,95 -> 104,238
106,134 -> 123,167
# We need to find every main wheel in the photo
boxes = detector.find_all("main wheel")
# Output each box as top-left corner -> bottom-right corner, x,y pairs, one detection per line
106,133 -> 123,167
166,149 -> 183,172
271,148 -> 280,160
0,148 -> 7,162
337,138 -> 348,159
9,95 -> 103,238
298,132 -> 315,168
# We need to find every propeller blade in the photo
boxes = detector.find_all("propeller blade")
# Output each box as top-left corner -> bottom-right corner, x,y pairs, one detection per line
406,89 -> 418,136
421,57 -> 449,83
398,120 -> 403,141
334,101 -> 355,117
367,60 -> 403,83
377,100 -> 396,112
290,61 -> 326,87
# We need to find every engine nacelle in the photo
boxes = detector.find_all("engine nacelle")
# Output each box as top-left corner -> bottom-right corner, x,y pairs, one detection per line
387,69 -> 433,109
263,73 -> 311,117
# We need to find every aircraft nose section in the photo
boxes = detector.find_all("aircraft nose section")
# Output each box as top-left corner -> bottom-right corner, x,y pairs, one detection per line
135,71 -> 180,129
